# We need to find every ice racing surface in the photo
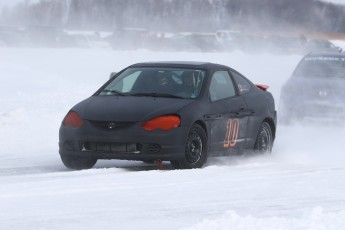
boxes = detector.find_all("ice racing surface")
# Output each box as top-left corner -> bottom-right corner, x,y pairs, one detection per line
1,47 -> 345,229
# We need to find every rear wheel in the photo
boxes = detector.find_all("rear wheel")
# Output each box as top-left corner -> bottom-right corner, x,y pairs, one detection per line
60,155 -> 97,170
170,124 -> 207,169
254,122 -> 273,154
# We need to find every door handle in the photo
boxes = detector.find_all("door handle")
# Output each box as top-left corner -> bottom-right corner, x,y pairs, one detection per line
234,108 -> 254,117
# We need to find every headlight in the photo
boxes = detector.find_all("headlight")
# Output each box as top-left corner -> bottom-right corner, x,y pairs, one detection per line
63,111 -> 84,128
142,115 -> 180,131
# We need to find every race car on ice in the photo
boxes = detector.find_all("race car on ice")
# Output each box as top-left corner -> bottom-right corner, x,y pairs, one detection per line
59,62 -> 277,170
280,52 -> 345,124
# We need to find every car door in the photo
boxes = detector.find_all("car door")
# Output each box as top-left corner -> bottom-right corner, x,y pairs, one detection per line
206,70 -> 249,153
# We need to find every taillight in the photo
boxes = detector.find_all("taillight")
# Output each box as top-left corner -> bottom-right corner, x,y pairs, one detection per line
63,111 -> 84,128
142,115 -> 180,131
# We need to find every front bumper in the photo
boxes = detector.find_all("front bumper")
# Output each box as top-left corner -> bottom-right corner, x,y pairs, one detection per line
59,120 -> 189,161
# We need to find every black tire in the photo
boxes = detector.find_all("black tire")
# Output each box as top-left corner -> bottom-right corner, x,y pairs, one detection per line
254,122 -> 273,154
60,155 -> 97,170
170,124 -> 208,169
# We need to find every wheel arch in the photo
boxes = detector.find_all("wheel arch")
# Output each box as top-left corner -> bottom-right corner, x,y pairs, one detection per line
194,120 -> 208,137
171,120 -> 208,169
263,117 -> 276,140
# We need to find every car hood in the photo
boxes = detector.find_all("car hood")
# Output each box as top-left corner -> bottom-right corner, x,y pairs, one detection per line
73,96 -> 194,122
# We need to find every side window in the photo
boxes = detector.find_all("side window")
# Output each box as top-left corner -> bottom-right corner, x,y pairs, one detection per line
209,71 -> 236,101
231,70 -> 251,95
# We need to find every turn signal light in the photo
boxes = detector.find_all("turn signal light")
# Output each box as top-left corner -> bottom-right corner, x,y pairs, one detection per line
63,111 -> 84,128
142,115 -> 180,131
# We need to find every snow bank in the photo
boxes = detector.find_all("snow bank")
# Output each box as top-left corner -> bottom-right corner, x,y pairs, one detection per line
184,207 -> 345,230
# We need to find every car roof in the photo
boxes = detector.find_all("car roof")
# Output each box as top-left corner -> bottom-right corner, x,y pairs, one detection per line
129,61 -> 229,70
305,51 -> 345,58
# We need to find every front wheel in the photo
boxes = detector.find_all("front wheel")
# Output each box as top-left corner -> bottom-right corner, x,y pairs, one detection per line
254,122 -> 273,154
60,155 -> 97,170
170,124 -> 208,169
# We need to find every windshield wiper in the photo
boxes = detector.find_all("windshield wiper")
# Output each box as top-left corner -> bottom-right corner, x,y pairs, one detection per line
128,92 -> 184,99
101,89 -> 128,96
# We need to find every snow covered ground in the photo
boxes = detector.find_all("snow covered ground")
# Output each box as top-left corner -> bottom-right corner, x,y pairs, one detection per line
1,47 -> 345,229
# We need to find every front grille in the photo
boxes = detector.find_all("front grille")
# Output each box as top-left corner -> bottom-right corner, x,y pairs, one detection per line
80,142 -> 162,154
88,120 -> 135,130
82,142 -> 142,153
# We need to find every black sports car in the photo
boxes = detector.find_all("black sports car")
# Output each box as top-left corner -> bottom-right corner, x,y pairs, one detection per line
280,52 -> 345,124
59,62 -> 277,170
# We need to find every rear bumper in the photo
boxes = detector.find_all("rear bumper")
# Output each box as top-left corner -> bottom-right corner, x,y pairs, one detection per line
59,120 -> 189,161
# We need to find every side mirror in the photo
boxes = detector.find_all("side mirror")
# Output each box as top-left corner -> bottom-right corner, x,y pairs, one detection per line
109,72 -> 117,79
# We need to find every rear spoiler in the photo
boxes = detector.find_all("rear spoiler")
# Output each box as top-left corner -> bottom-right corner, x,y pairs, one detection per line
256,84 -> 269,91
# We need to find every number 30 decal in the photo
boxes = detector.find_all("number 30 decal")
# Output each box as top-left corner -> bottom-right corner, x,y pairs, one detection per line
224,119 -> 239,148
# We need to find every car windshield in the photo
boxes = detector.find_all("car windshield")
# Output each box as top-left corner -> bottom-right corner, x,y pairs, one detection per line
294,56 -> 345,78
99,67 -> 206,99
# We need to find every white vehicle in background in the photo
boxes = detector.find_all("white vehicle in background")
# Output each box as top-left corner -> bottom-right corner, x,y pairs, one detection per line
171,32 -> 222,52
62,30 -> 112,49
72,34 -> 112,49
304,39 -> 341,53
215,30 -> 242,51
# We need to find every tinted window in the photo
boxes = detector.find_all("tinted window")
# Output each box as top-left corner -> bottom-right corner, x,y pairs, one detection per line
294,56 -> 345,78
231,70 -> 251,94
99,67 -> 206,99
209,71 -> 236,101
